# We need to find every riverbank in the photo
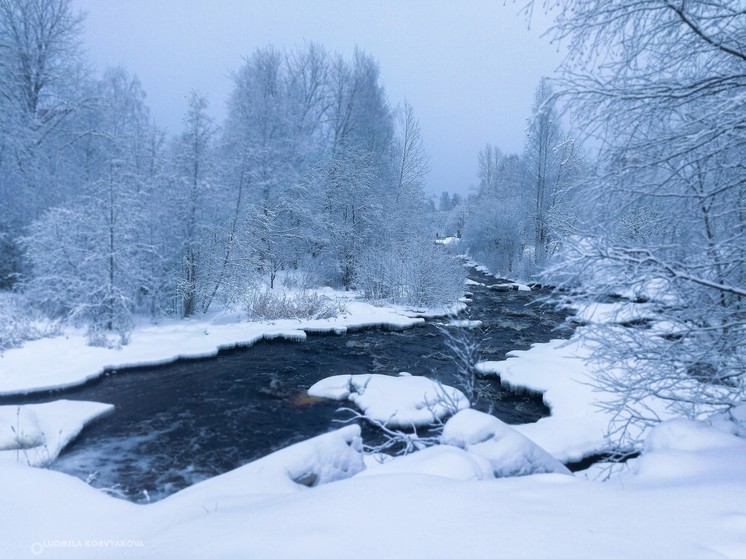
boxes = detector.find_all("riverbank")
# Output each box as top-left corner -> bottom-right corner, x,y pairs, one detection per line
2,397 -> 745,558
1,274 -> 744,557
0,289 -> 449,396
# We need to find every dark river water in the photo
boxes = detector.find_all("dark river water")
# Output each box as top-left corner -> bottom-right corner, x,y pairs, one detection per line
3,269 -> 570,502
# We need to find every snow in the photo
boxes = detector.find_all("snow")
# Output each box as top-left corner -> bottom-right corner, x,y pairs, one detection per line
445,319 -> 482,328
476,336 -> 612,462
0,270 -> 744,557
2,418 -> 745,558
0,297 -> 428,396
625,419 -> 746,488
160,425 -> 364,508
441,409 -> 571,477
309,373 -> 469,428
355,444 -> 493,481
0,400 -> 114,466
488,282 -> 532,292
570,300 -> 654,325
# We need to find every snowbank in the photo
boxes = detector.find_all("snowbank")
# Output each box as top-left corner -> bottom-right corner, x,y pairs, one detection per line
0,400 -> 114,466
308,373 -> 469,428
159,425 -> 364,512
476,336 -> 611,462
0,298 -> 428,396
441,409 -> 570,477
3,419 -> 745,558
356,444 -> 492,481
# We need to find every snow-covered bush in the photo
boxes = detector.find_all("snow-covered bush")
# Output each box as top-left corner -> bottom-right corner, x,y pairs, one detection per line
355,239 -> 465,307
245,288 -> 346,320
0,293 -> 60,353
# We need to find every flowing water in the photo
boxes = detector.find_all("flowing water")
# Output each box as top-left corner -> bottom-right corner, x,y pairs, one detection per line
2,269 -> 571,501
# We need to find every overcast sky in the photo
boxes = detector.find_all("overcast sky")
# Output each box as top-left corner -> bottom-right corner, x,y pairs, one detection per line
70,0 -> 562,195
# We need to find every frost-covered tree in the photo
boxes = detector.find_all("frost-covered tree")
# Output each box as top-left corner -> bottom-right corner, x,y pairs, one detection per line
0,0 -> 89,286
20,67 -> 160,343
523,78 -> 580,265
355,101 -> 464,306
538,0 -> 746,441
460,77 -> 581,278
463,147 -> 528,276
171,92 -> 217,317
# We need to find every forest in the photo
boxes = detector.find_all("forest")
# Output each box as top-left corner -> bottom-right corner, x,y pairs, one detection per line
1,1 -> 745,557
0,7 -> 467,347
1,0 -> 744,434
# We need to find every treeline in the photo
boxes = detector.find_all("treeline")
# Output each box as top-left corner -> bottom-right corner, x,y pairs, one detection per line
0,0 -> 463,346
435,78 -> 583,280
448,1 -> 745,440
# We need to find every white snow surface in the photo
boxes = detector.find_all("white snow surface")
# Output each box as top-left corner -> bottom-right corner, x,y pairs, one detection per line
441,409 -> 570,477
2,418 -> 745,558
0,297 -> 427,396
446,318 -> 482,329
476,335 -> 611,462
355,444 -> 493,481
0,400 -> 113,466
1,272 -> 744,557
308,373 -> 469,428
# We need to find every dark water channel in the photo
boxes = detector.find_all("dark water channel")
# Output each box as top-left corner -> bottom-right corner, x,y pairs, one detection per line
3,269 -> 570,501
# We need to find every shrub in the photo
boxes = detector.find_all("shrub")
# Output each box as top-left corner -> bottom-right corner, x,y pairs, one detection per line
245,288 -> 346,320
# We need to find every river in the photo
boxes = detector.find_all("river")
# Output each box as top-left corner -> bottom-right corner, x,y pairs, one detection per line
4,269 -> 570,501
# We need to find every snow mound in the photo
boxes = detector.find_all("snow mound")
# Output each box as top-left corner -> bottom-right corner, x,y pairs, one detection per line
441,409 -> 570,477
163,425 -> 364,509
0,400 -> 114,466
625,419 -> 746,486
709,403 -> 746,438
644,418 -> 745,454
309,374 -> 353,400
0,406 -> 43,450
309,373 -> 469,428
356,444 -> 493,481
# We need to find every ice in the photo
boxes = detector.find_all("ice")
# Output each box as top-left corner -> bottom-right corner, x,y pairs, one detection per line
309,373 -> 469,428
441,409 -> 570,477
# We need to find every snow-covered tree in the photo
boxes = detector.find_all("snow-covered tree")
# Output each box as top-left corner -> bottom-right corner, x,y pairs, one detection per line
539,0 -> 746,440
20,67 -> 160,343
523,78 -> 580,265
172,91 -> 217,317
0,0 -> 89,285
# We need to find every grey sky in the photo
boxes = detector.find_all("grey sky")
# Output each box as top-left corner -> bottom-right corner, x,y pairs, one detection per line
71,0 -> 562,195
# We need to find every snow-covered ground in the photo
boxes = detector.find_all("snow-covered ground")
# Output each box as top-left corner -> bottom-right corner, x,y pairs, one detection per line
1,411 -> 744,558
0,284 -> 744,557
0,293 -> 434,396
